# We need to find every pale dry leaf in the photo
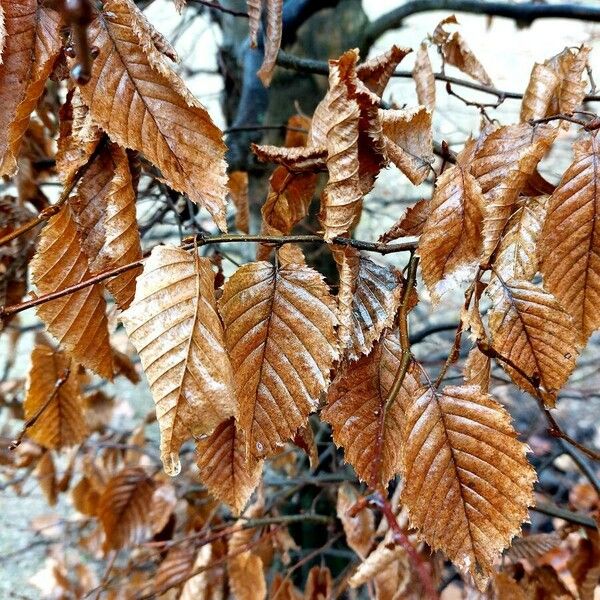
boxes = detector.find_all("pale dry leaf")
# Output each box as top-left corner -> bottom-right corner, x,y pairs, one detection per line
0,1 -> 62,176
30,205 -> 114,379
196,417 -> 263,516
539,133 -> 600,342
356,45 -> 411,98
77,0 -> 228,230
228,171 -> 250,234
380,106 -> 433,185
556,44 -> 591,115
247,0 -> 262,48
379,199 -> 430,243
400,383 -> 536,590
149,483 -> 177,534
487,278 -> 579,406
257,0 -> 283,87
154,543 -> 196,594
121,245 -> 236,476
180,544 -> 226,600
419,140 -> 484,295
323,330 -> 420,490
471,123 -> 556,262
505,532 -> 563,563
520,62 -> 561,122
337,482 -> 375,558
0,4 -> 5,61
98,467 -> 156,552
252,144 -> 327,172
334,246 -> 403,360
463,346 -> 491,393
24,345 -> 87,450
412,43 -> 436,112
219,261 -> 339,462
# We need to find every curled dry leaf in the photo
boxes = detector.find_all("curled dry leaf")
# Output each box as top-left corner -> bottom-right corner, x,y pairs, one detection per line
121,245 -> 236,476
196,417 -> 262,515
154,543 -> 196,593
219,261 -> 339,462
149,483 -> 177,534
471,123 -> 556,262
247,0 -> 262,48
180,543 -> 226,600
400,384 -> 536,590
323,330 -> 419,490
379,199 -> 430,243
334,246 -> 403,360
228,171 -> 250,234
76,0 -> 228,230
419,140 -> 484,296
356,44 -> 411,98
336,482 -> 375,558
505,531 -> 563,564
36,450 -> 58,507
304,566 -> 332,600
487,278 -> 579,406
24,345 -> 87,450
257,0 -> 283,87
0,0 -> 62,176
30,205 -> 114,379
252,144 -> 327,172
98,467 -> 156,552
412,43 -> 436,112
463,346 -> 491,392
539,133 -> 600,342
520,62 -> 561,123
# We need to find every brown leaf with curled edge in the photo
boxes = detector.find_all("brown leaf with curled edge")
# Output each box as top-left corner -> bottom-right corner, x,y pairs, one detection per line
539,133 -> 600,342
293,423 -> 318,470
0,4 -> 5,58
356,45 -> 411,98
36,450 -> 57,506
505,532 -> 563,564
463,346 -> 491,392
0,1 -> 61,176
30,205 -> 114,379
24,345 -> 87,450
247,0 -> 262,48
315,50 -> 362,241
98,467 -> 156,552
412,43 -> 436,112
219,261 -> 339,462
556,44 -> 590,115
121,245 -> 236,476
487,278 -> 579,406
400,383 -> 536,590
284,114 -> 311,148
337,482 -> 375,558
149,483 -> 177,534
252,144 -> 327,172
72,475 -> 103,517
432,16 -> 492,86
419,140 -> 484,296
323,330 -> 419,490
77,0 -> 228,230
196,417 -> 262,515
334,246 -> 403,360
71,142 -> 142,310
379,199 -> 430,243
380,106 -> 433,185
520,62 -> 560,122
304,566 -> 332,600
180,544 -> 227,600
471,123 -> 556,262
228,171 -> 250,234
257,0 -> 282,87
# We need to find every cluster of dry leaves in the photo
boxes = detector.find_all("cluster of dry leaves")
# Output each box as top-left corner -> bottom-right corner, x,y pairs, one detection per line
1,0 -> 600,598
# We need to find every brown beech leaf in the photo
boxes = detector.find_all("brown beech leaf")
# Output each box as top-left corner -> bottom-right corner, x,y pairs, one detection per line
270,574 -> 303,600
247,0 -> 261,47
337,482 -> 375,558
471,123 -> 556,262
154,543 -> 196,593
568,534 -> 600,600
539,133 -> 600,342
487,278 -> 579,406
30,205 -> 114,379
149,483 -> 177,534
380,107 -> 433,185
121,245 -> 236,476
0,1 -> 61,176
379,199 -> 430,243
257,0 -> 282,87
71,142 -> 142,310
520,62 -> 561,122
334,246 -> 403,360
252,144 -> 327,172
412,43 -> 436,112
98,467 -> 156,552
180,544 -> 226,600
419,141 -> 484,296
400,383 -> 536,590
77,0 -> 228,230
432,16 -> 492,86
304,566 -> 332,600
323,330 -> 419,490
492,572 -> 528,600
356,45 -> 411,98
505,532 -> 563,564
463,346 -> 491,392
228,171 -> 250,234
219,261 -> 339,462
196,417 -> 262,515
24,345 -> 87,450
36,450 -> 57,506
556,44 -> 591,115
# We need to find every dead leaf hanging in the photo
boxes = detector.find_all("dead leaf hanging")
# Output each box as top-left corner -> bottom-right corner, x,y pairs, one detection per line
257,0 -> 283,87
412,42 -> 436,112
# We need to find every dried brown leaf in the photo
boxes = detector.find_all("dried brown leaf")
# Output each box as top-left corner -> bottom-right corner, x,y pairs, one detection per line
505,532 -> 563,564
247,0 -> 262,48
539,133 -> 600,342
257,0 -> 283,86
252,144 -> 327,172
356,45 -> 411,98
77,0 -> 228,230
121,245 -> 236,475
270,574 -> 303,600
155,543 -> 196,593
400,383 -> 536,589
196,417 -> 262,515
412,43 -> 436,112
379,199 -> 430,243
229,171 -> 250,234
323,331 -> 419,490
463,346 -> 491,392
304,566 -> 332,600
98,467 -> 156,552
337,482 -> 375,558
520,62 -> 560,122
180,544 -> 226,600
219,261 -> 338,462
36,450 -> 57,506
